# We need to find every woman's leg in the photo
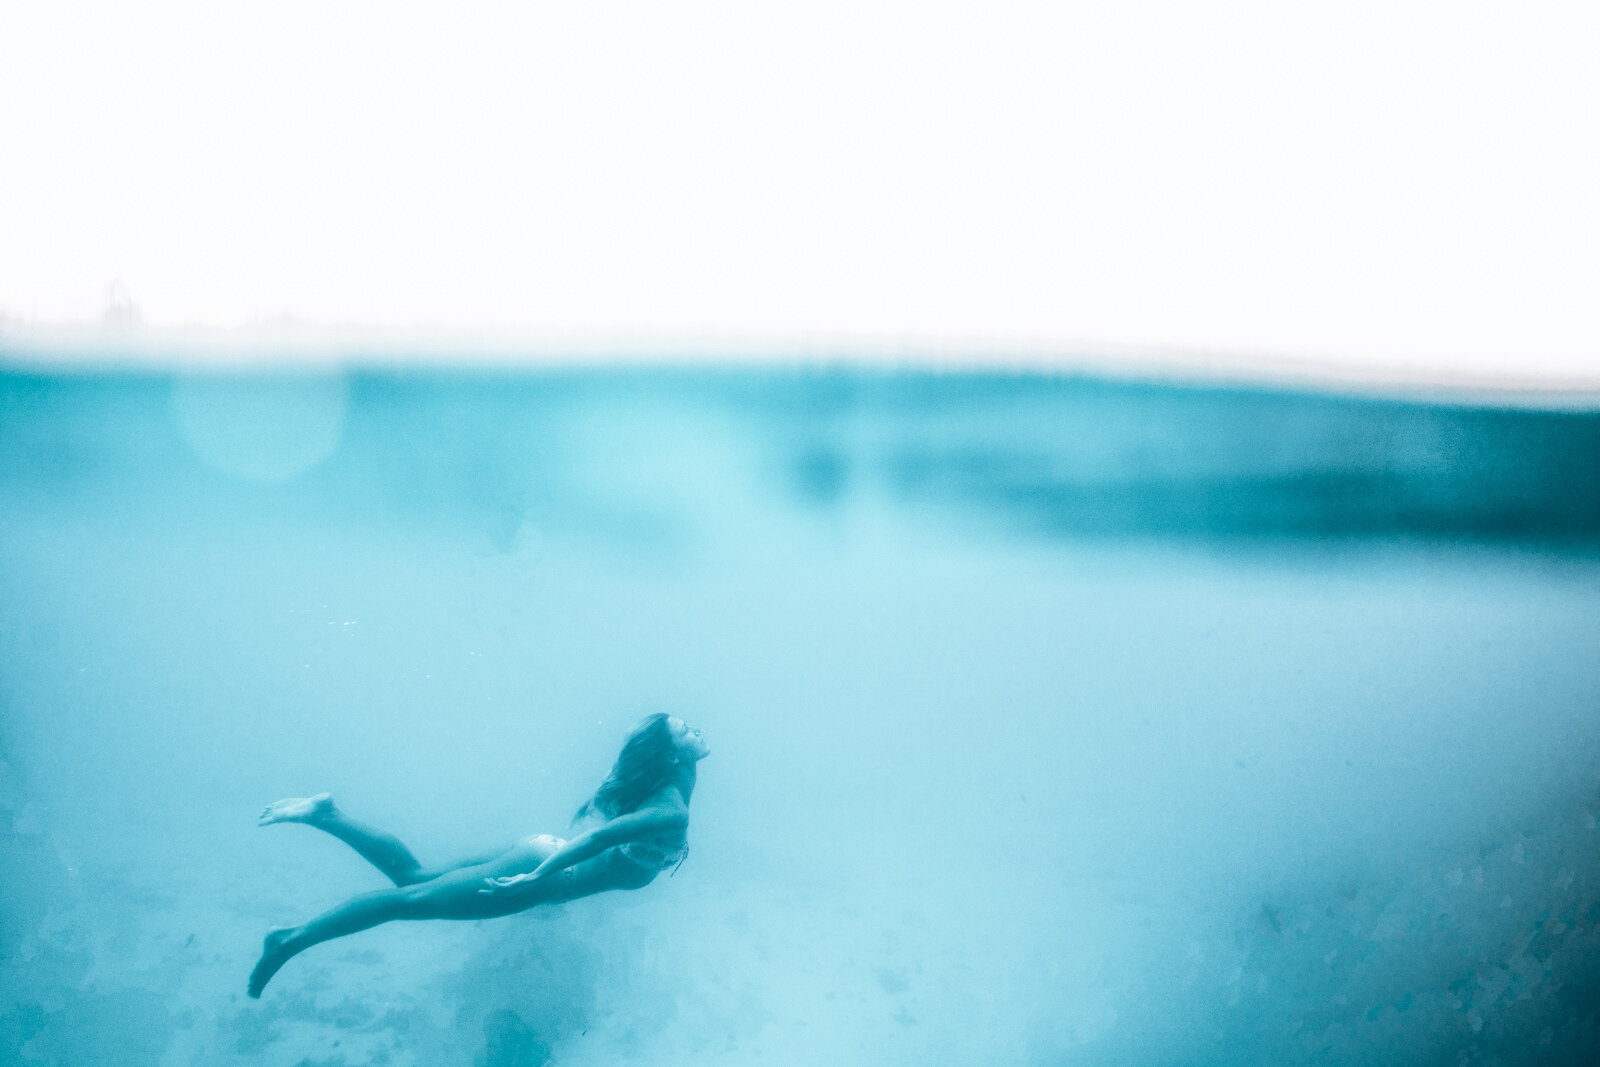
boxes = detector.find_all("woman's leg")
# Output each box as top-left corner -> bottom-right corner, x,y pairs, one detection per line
249,883 -> 428,998
258,793 -> 501,886
248,836 -> 574,997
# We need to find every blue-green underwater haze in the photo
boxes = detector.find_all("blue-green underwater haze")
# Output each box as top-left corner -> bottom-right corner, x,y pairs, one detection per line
2,364 -> 1598,1065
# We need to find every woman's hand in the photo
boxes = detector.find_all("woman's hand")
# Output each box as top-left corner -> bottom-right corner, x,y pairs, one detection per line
477,872 -> 537,895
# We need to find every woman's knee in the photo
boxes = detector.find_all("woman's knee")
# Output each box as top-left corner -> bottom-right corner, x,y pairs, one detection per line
396,884 -> 445,918
390,865 -> 429,887
401,880 -> 500,920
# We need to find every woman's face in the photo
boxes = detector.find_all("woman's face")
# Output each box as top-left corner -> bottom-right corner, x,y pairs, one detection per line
668,717 -> 710,760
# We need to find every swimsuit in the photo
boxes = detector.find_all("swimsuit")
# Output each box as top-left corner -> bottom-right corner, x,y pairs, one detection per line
619,836 -> 690,873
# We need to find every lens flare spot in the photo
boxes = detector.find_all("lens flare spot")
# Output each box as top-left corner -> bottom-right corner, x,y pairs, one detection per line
172,371 -> 348,483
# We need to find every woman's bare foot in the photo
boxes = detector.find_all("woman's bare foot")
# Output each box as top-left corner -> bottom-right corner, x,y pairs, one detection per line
258,793 -> 334,827
247,927 -> 298,998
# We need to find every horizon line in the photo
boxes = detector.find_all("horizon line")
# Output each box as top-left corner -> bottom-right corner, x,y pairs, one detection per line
3,317 -> 1598,411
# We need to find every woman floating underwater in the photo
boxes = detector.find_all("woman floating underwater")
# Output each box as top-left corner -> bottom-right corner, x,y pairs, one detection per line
248,713 -> 708,997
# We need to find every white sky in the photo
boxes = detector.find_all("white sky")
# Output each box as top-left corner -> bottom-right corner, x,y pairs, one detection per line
2,1 -> 1597,383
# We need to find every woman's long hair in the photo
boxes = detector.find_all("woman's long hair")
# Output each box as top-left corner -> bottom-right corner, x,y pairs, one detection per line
573,713 -> 692,824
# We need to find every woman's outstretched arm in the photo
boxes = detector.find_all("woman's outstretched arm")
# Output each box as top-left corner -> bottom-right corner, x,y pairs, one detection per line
479,804 -> 687,897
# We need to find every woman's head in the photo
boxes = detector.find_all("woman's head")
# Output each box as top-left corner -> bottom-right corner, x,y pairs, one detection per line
669,716 -> 711,761
574,713 -> 709,823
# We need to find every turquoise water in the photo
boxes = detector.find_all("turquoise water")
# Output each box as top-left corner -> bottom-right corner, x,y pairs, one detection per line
2,365 -> 1598,1065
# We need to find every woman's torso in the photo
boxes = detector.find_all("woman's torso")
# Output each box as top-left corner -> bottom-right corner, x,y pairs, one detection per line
589,785 -> 691,876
